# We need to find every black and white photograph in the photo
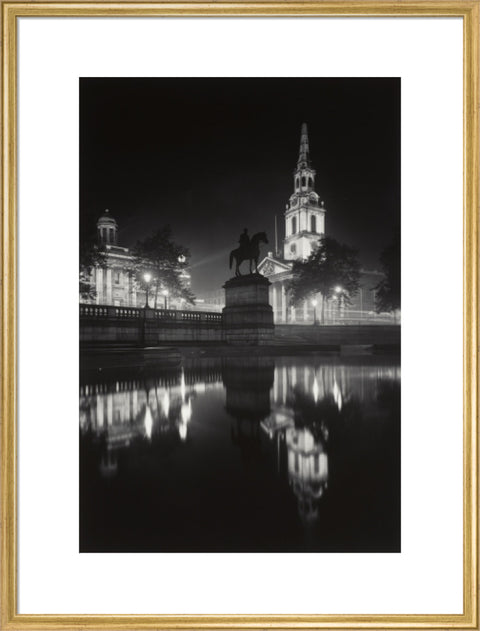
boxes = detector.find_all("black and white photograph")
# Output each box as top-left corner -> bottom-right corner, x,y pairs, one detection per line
79,77 -> 401,553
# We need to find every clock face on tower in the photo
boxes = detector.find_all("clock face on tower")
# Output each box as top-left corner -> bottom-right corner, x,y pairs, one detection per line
283,123 -> 325,262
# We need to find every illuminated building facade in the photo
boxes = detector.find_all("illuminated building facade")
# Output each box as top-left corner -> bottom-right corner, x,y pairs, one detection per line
257,123 -> 383,324
85,209 -> 191,308
283,122 -> 326,262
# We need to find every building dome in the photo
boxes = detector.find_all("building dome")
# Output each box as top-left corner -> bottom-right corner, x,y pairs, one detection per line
97,208 -> 118,227
97,209 -> 118,245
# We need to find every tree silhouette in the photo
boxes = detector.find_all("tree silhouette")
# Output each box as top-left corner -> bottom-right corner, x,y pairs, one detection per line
287,236 -> 360,323
79,223 -> 106,301
133,225 -> 195,307
375,236 -> 400,315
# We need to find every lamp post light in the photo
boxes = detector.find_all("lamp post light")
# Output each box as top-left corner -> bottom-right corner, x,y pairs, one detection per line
143,272 -> 152,308
311,298 -> 318,326
162,289 -> 169,310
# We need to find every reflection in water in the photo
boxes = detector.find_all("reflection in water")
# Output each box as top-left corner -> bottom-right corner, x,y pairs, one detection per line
286,426 -> 328,524
80,364 -> 222,463
80,356 -> 400,552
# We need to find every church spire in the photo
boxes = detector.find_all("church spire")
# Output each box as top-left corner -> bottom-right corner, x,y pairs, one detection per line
297,122 -> 310,169
284,122 -> 326,262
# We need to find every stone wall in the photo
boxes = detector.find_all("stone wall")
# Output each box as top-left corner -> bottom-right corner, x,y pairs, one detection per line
275,324 -> 400,347
80,306 -> 400,348
80,305 -> 223,346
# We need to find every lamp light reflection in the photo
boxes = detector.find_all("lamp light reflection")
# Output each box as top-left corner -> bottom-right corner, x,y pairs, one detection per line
162,391 -> 170,418
144,404 -> 153,439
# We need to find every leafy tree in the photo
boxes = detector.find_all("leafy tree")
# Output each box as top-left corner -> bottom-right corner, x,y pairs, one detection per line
287,236 -> 360,324
133,226 -> 195,308
375,236 -> 400,316
79,225 -> 106,302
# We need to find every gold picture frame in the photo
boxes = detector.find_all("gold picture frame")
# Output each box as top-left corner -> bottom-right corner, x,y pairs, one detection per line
1,2 -> 478,628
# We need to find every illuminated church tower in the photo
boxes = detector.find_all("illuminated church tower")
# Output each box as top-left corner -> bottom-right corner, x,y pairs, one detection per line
284,123 -> 326,260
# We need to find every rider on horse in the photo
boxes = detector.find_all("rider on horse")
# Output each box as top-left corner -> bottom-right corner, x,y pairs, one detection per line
229,229 -> 268,276
239,228 -> 250,252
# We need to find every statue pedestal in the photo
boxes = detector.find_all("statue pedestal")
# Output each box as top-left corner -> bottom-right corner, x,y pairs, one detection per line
222,274 -> 274,345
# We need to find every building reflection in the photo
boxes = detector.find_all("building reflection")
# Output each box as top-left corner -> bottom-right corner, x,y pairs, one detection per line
286,425 -> 328,523
79,361 -> 223,476
260,359 -> 400,524
80,357 -> 400,526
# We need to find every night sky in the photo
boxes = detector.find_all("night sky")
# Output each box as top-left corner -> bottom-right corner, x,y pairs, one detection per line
80,78 -> 400,294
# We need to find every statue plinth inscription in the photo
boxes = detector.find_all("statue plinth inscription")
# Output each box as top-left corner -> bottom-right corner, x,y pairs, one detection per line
222,273 -> 274,345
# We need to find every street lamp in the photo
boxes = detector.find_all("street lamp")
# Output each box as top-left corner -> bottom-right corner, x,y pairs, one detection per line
311,298 -> 318,326
162,288 -> 169,310
143,272 -> 152,308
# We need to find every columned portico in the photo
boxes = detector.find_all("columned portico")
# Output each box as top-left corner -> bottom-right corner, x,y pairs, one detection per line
281,283 -> 287,322
271,285 -> 277,321
106,268 -> 113,304
96,268 -> 104,304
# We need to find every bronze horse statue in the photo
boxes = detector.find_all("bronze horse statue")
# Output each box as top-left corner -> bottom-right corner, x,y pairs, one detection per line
229,232 -> 268,276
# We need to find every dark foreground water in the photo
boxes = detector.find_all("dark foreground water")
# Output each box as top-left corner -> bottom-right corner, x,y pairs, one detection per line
80,354 -> 400,552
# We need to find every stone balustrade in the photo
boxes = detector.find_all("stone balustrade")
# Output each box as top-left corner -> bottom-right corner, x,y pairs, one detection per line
80,303 -> 224,345
80,303 -> 399,348
80,304 -> 222,324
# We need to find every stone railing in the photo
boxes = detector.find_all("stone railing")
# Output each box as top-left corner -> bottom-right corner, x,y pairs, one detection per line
80,305 -> 142,319
79,305 -> 110,318
80,304 -> 222,324
114,307 -> 143,319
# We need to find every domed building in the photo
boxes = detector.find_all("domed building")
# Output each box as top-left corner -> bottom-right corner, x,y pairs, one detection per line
96,208 -> 119,246
89,209 -> 138,306
84,209 -> 191,308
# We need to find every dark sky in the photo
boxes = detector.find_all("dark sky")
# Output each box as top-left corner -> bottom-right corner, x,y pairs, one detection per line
80,78 -> 400,294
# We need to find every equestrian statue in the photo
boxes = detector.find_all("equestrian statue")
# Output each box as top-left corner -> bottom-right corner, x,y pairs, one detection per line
229,229 -> 269,277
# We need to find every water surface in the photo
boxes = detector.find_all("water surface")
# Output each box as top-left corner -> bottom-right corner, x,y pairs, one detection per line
80,354 -> 400,552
